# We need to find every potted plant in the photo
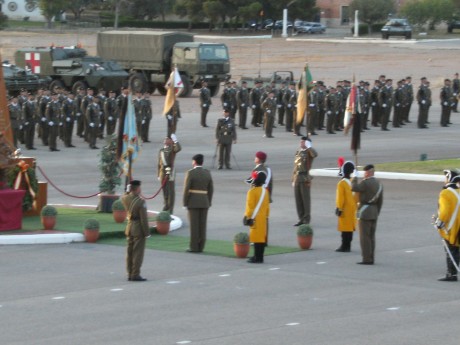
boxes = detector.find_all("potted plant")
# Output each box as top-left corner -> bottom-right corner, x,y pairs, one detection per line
98,135 -> 122,213
155,211 -> 171,235
297,224 -> 313,250
40,205 -> 57,230
84,218 -> 100,243
111,199 -> 126,223
233,232 -> 250,258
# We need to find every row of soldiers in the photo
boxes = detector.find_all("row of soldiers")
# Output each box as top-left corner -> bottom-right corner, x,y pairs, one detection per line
7,86 -> 153,151
199,72 -> 460,138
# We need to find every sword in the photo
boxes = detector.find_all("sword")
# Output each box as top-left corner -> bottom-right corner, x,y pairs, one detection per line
433,221 -> 460,272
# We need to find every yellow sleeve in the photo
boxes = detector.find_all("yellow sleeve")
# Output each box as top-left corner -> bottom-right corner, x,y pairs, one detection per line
336,180 -> 345,210
244,188 -> 257,218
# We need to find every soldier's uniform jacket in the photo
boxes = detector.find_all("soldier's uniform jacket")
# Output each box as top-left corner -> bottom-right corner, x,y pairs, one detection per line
133,97 -> 143,123
80,95 -> 93,114
370,85 -> 380,106
215,117 -> 237,145
61,98 -> 77,126
379,85 -> 393,107
336,177 -> 357,232
250,87 -> 263,108
75,93 -> 85,117
104,97 -> 118,122
86,103 -> 102,127
292,147 -> 318,183
22,100 -> 36,126
141,98 -> 152,121
183,166 -> 213,209
351,176 -> 383,220
417,84 -> 431,106
221,87 -> 235,109
254,163 -> 273,202
46,101 -> 62,126
440,85 -> 453,107
199,86 -> 212,107
393,86 -> 404,108
8,102 -> 22,129
116,94 -> 129,114
404,82 -> 414,103
359,89 -> 368,113
39,96 -> 50,120
121,193 -> 149,237
326,92 -> 339,115
317,88 -> 326,110
335,91 -> 344,112
18,95 -> 27,109
436,186 -> 460,246
237,87 -> 249,108
452,78 -> 459,96
278,86 -> 287,106
309,90 -> 319,111
157,142 -> 182,182
261,96 -> 277,115
283,88 -> 296,109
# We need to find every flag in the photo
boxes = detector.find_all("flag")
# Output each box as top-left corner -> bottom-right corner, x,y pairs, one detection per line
343,83 -> 357,133
163,67 -> 184,116
343,77 -> 361,155
120,94 -> 140,175
296,64 -> 313,125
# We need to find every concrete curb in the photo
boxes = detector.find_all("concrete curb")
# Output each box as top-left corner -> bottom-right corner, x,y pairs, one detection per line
310,168 -> 444,182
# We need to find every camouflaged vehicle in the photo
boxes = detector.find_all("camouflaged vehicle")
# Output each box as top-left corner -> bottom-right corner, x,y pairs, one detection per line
2,61 -> 50,95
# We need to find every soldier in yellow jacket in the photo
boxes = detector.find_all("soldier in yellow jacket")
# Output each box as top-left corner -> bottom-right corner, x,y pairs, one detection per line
335,161 -> 357,252
434,170 -> 460,281
244,171 -> 270,263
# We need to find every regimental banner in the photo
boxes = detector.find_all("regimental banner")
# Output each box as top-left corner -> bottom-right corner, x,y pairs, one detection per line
25,52 -> 41,74
0,52 -> 13,146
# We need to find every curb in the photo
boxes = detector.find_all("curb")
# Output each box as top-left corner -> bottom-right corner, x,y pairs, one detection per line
310,169 -> 444,182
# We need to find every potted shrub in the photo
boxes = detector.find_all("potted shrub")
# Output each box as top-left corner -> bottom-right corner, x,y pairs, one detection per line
233,232 -> 250,258
111,199 -> 126,223
155,211 -> 171,235
84,218 -> 100,243
297,224 -> 313,250
98,135 -> 122,213
40,205 -> 57,230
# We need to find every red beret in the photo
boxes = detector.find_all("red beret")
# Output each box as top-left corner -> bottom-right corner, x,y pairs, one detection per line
255,151 -> 267,161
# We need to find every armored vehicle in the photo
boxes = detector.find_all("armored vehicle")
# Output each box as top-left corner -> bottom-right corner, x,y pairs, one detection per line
97,31 -> 231,97
2,61 -> 50,95
381,18 -> 412,39
14,46 -> 129,94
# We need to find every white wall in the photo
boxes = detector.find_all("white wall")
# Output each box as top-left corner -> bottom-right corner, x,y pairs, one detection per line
1,0 -> 45,21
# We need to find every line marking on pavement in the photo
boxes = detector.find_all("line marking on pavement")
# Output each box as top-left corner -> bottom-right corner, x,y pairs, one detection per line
167,281 -> 181,284
386,307 -> 400,311
316,261 -> 327,265
219,274 -> 231,277
269,267 -> 280,270
176,341 -> 192,344
405,250 -> 415,253
110,288 -> 123,292
286,322 -> 300,326
52,296 -> 65,300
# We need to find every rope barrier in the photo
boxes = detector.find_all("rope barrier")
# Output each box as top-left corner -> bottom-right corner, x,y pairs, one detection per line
141,177 -> 168,200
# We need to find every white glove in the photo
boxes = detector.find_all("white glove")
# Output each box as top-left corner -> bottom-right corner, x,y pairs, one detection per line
382,104 -> 387,108
309,103 -> 315,107
59,122 -> 63,126
327,111 -> 332,115
108,116 -> 113,121
99,124 -> 102,127
171,133 -> 178,143
203,104 -> 207,108
76,113 -> 81,117
99,112 -> 103,115
48,121 -> 54,126
19,125 -> 23,130
267,110 -> 271,113
223,103 -> 228,107
353,169 -> 359,178
288,104 -> 292,108
41,117 -> 46,122
142,120 -> 145,124
89,122 -> 95,127
454,93 -> 458,96
66,117 -> 71,122
306,140 -> 312,149
292,182 -> 295,188
25,122 -> 29,125
371,102 -> 376,106
443,102 -> 448,106
277,104 -> 281,108
421,100 -> 426,104
167,115 -> 173,120
242,103 -> 245,107
252,105 -> 256,109
157,177 -> 160,181
396,103 -> 400,107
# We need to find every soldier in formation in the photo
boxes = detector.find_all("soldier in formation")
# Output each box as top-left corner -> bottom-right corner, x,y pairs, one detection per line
215,109 -> 237,170
199,80 -> 212,127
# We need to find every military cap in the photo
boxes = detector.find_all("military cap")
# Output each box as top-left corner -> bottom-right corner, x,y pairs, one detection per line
130,180 -> 141,187
192,154 -> 204,165
363,164 -> 375,171
109,90 -> 115,93
420,77 -> 427,80
444,169 -> 460,182
300,136 -> 311,142
386,79 -> 392,82
223,108 -> 230,113
255,151 -> 267,161
445,78 -> 451,82
201,79 -> 208,84
340,161 -> 355,177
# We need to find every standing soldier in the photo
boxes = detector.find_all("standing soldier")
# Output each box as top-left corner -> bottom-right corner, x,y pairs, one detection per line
326,87 -> 339,134
417,77 -> 431,128
361,82 -> 371,130
379,79 -> 393,131
392,80 -> 404,128
81,88 -> 94,142
370,80 -> 381,127
284,82 -> 297,133
317,82 -> 326,130
45,93 -> 62,152
237,81 -> 249,129
215,109 -> 237,170
157,134 -> 182,214
8,96 -> 22,148
229,81 -> 238,119
141,92 -> 152,142
97,89 -> 107,139
199,80 -> 212,127
166,100 -> 181,137
403,76 -> 414,123
17,88 -> 28,144
75,87 -> 86,138
334,84 -> 345,132
261,91 -> 277,138
440,78 -> 454,128
86,96 -> 102,149
308,83 -> 319,135
22,93 -> 36,150
277,81 -> 287,126
116,87 -> 130,120
220,81 -> 233,111
133,91 -> 143,137
104,90 -> 118,136
38,89 -> 51,146
250,80 -> 263,127
451,72 -> 459,113
61,93 -> 77,148
292,136 -> 318,226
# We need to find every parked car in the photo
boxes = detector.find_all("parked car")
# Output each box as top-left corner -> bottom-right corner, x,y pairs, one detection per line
298,22 -> 326,34
381,18 -> 412,39
265,20 -> 293,30
447,20 -> 460,33
2,61 -> 50,95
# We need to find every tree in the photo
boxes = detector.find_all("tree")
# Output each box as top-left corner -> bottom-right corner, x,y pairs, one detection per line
38,0 -> 68,28
203,0 -> 226,30
401,0 -> 456,30
350,0 -> 396,33
238,2 -> 263,29
174,0 -> 205,30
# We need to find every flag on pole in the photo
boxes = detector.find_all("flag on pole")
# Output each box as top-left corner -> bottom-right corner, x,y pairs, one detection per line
163,67 -> 184,116
120,94 -> 140,175
296,64 -> 313,125
343,77 -> 361,155
343,83 -> 357,133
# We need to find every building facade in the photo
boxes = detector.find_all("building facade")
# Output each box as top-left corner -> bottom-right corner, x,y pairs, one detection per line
0,0 -> 44,21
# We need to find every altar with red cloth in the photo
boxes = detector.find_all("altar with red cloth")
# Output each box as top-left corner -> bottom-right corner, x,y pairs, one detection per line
0,189 -> 26,231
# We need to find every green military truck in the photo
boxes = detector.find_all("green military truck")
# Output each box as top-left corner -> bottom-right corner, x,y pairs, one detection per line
14,46 -> 129,94
96,31 -> 231,97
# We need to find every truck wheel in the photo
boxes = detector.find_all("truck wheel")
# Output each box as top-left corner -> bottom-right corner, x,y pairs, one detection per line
72,80 -> 88,94
157,85 -> 167,96
129,73 -> 147,93
179,75 -> 193,98
50,79 -> 65,93
209,84 -> 220,97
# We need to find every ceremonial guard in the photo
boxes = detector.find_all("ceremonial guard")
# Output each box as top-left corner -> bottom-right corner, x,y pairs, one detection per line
140,93 -> 152,142
417,77 -> 431,128
122,180 -> 150,282
80,88 -> 94,141
199,80 -> 212,127
434,170 -> 460,281
104,90 -> 118,136
116,87 -> 130,119
335,85 -> 345,132
75,87 -> 86,138
157,134 -> 182,214
335,161 -> 357,252
392,80 -> 404,127
250,80 -> 263,127
183,154 -> 214,253
352,164 -> 384,265
221,81 -> 236,117
229,81 -> 238,119
292,136 -> 318,226
45,93 -> 62,152
237,81 -> 249,129
370,80 -> 381,127
277,81 -> 287,125
440,79 -> 453,127
452,72 -> 459,112
317,82 -> 326,130
402,76 -> 414,123
261,90 -> 277,138
86,96 -> 102,149
22,93 -> 36,150
61,93 -> 77,148
38,89 -> 51,146
361,82 -> 371,130
8,96 -> 22,148
283,82 -> 297,133
379,79 -> 393,131
215,109 -> 237,170
326,87 -> 339,134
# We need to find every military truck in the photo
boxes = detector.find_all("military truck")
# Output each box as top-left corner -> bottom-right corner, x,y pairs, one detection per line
239,71 -> 295,90
97,31 -> 231,97
2,61 -> 50,95
14,46 -> 129,94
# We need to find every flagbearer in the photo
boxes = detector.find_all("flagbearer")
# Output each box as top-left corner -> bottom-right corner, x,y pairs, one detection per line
163,67 -> 183,137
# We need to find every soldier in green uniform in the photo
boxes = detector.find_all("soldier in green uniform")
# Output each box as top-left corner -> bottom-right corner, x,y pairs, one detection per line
370,80 -> 381,127
86,96 -> 102,149
166,100 -> 181,137
317,82 -> 326,130
133,91 -> 143,137
215,109 -> 237,169
326,87 -> 338,134
277,81 -> 287,125
237,81 -> 249,129
80,88 -> 94,142
104,90 -> 118,136
121,180 -> 150,281
45,93 -> 62,152
440,78 -> 453,127
157,134 -> 182,214
250,80 -> 263,127
261,90 -> 277,138
308,83 -> 319,135
22,93 -> 36,150
392,80 -> 404,128
75,87 -> 86,138
8,96 -> 21,148
61,93 -> 77,148
199,80 -> 212,127
417,77 -> 431,128
402,76 -> 414,123
284,82 -> 297,133
38,89 -> 51,146
379,79 -> 393,131
141,92 -> 152,143
292,136 -> 318,226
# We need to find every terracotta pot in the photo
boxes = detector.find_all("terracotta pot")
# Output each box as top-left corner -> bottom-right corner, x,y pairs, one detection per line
297,235 -> 313,250
113,210 -> 127,223
41,216 -> 56,230
233,243 -> 250,258
84,229 -> 100,243
156,221 -> 170,235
